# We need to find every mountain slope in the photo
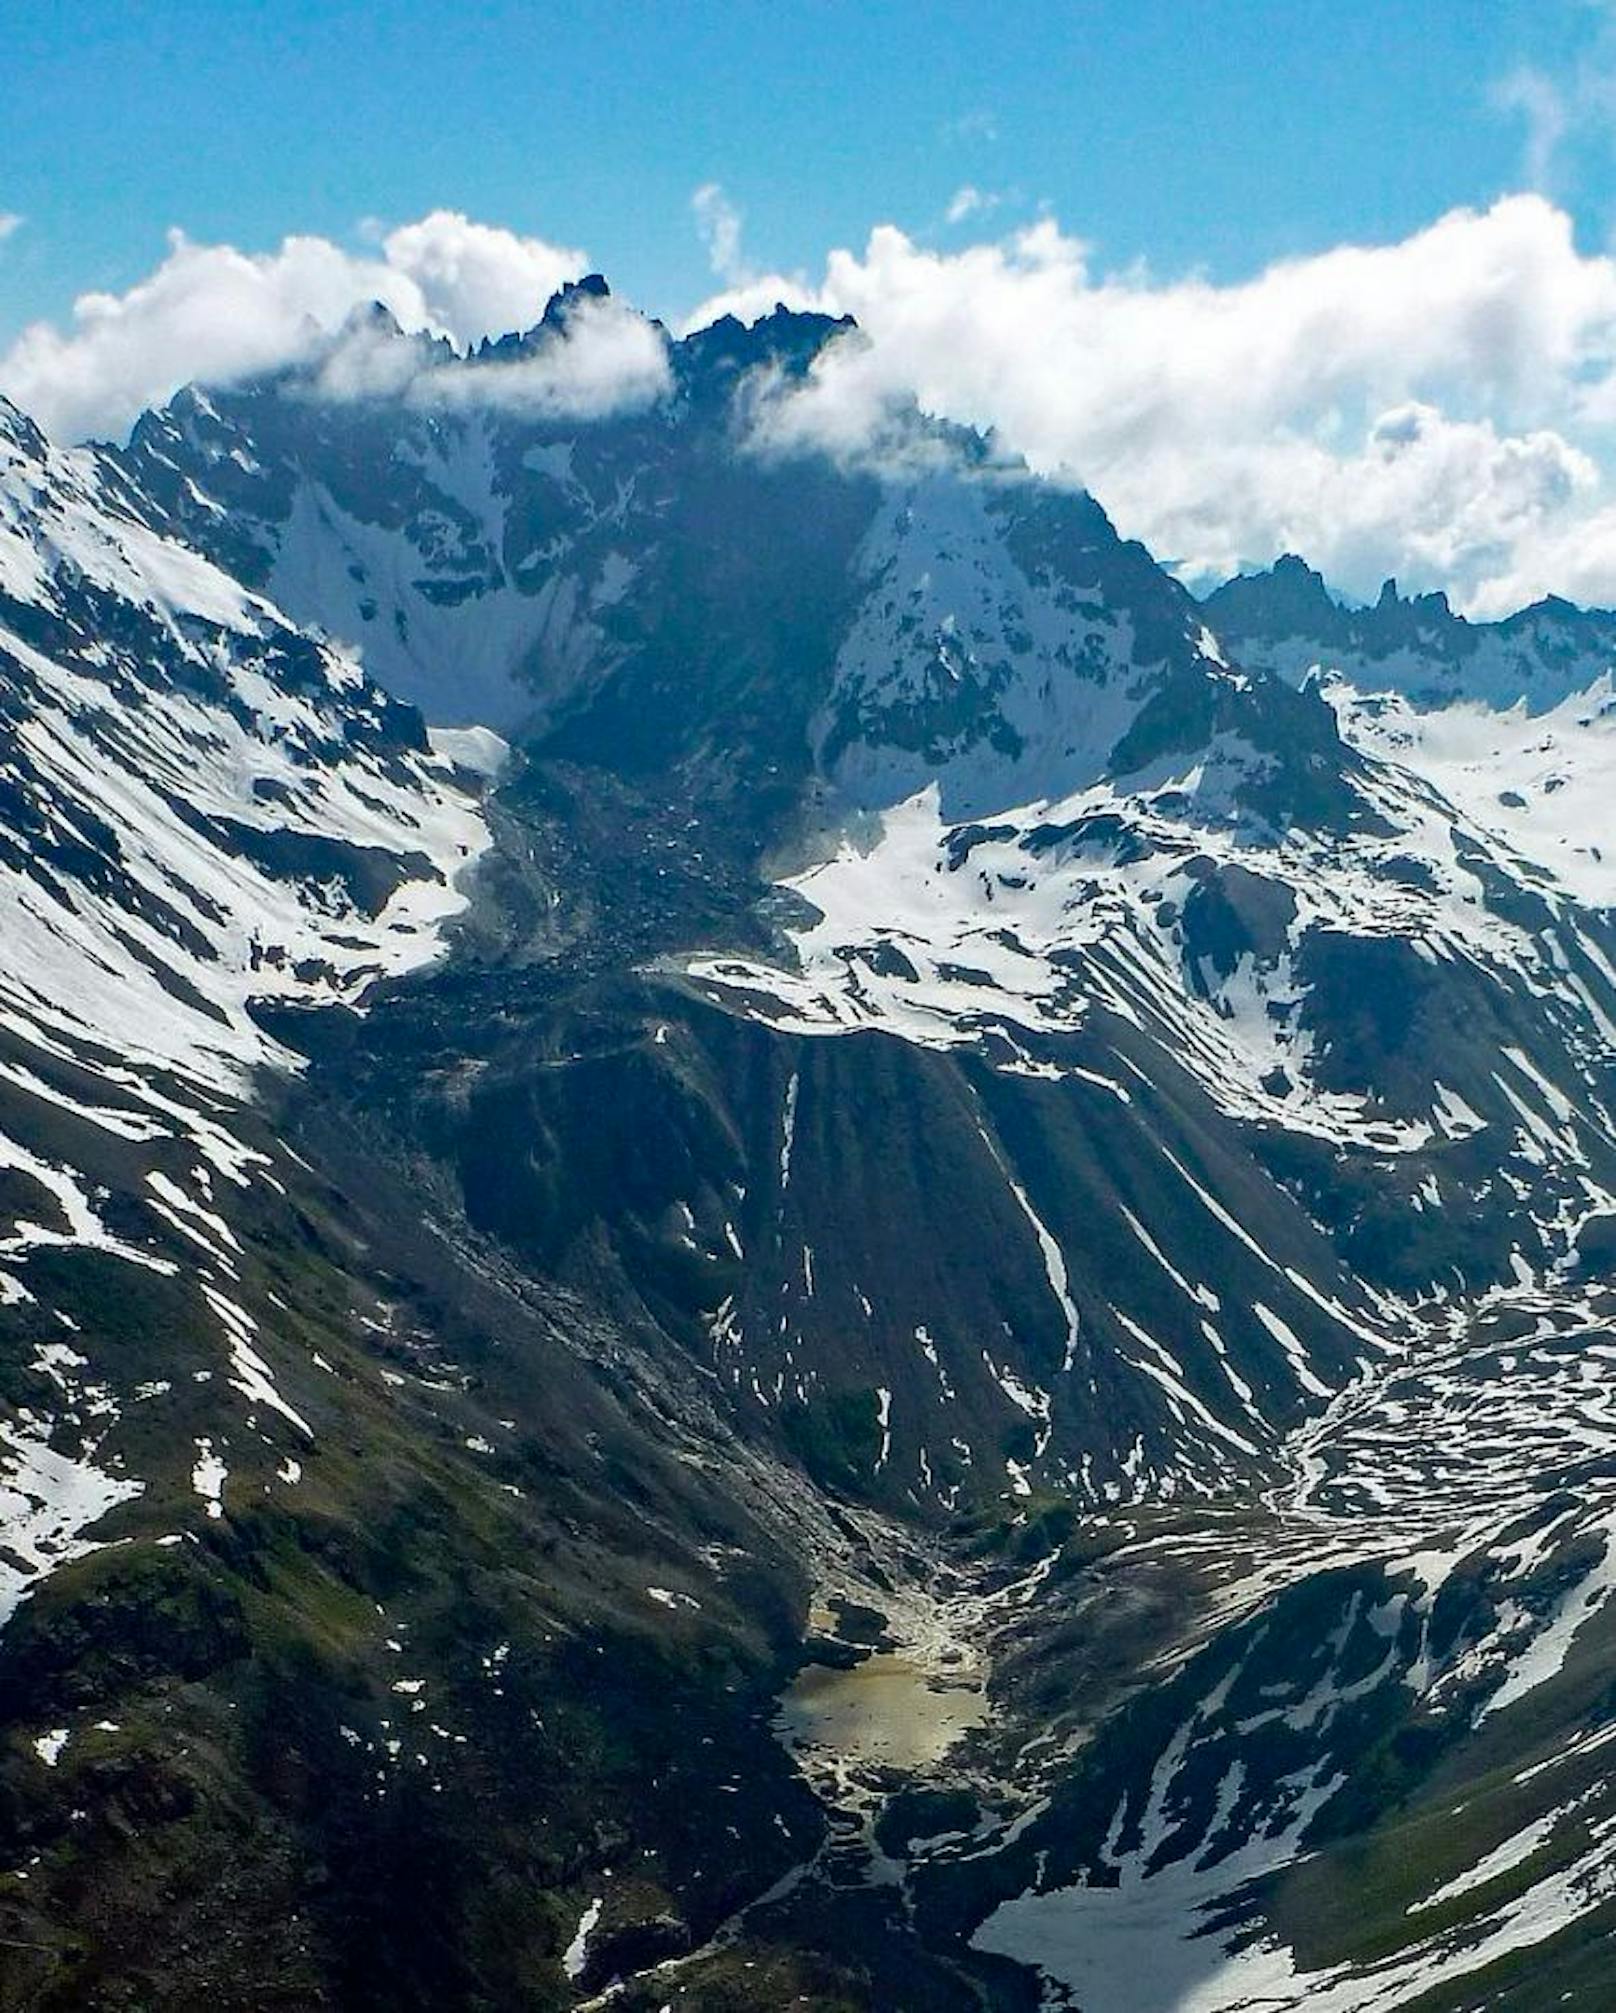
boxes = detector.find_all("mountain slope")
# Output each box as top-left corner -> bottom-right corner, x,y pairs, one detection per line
8,294 -> 1616,2009
0,396 -> 858,2011
0,389 -> 492,1621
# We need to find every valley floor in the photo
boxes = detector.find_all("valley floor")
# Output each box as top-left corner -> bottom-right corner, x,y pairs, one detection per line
614,1277 -> 1616,2009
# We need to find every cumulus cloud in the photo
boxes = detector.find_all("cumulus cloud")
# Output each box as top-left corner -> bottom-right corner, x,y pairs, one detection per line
694,195 -> 1616,614
677,269 -> 823,332
0,214 -> 22,246
737,340 -> 959,482
0,211 -> 588,441
23,188 -> 1616,612
409,292 -> 671,420
379,210 -> 584,346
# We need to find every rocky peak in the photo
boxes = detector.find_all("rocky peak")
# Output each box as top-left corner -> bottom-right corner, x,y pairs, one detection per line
540,269 -> 611,327
470,272 -> 617,363
1200,551 -> 1345,645
1206,549 -> 1616,709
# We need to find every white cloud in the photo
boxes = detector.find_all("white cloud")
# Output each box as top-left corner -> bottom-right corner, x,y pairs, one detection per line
682,182 -> 825,332
945,186 -> 998,227
22,191 -> 1616,613
694,195 -> 1616,614
0,212 -> 588,442
693,182 -> 748,284
677,271 -> 825,333
1492,9 -> 1616,196
381,210 -> 584,347
408,292 -> 671,420
0,214 -> 22,246
736,340 -> 958,481
1492,67 -> 1569,191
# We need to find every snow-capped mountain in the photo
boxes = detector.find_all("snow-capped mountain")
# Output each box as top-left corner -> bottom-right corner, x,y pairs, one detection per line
0,390 -> 496,1623
7,292 -> 1616,2008
0,388 -> 841,2008
106,284 -> 859,734
1205,551 -> 1616,710
0,395 -> 490,1093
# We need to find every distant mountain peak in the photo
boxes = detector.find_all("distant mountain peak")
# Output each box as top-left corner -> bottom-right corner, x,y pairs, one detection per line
1206,550 -> 1616,709
540,270 -> 611,327
346,296 -> 407,340
1206,553 -> 1344,641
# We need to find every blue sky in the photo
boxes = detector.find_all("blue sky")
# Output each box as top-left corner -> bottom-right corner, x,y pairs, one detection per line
0,0 -> 1598,341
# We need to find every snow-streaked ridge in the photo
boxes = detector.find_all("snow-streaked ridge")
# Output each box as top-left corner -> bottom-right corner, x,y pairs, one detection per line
0,395 -> 492,1627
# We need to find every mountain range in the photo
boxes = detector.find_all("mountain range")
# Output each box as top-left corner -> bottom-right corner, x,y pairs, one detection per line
3,285 -> 1616,2009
